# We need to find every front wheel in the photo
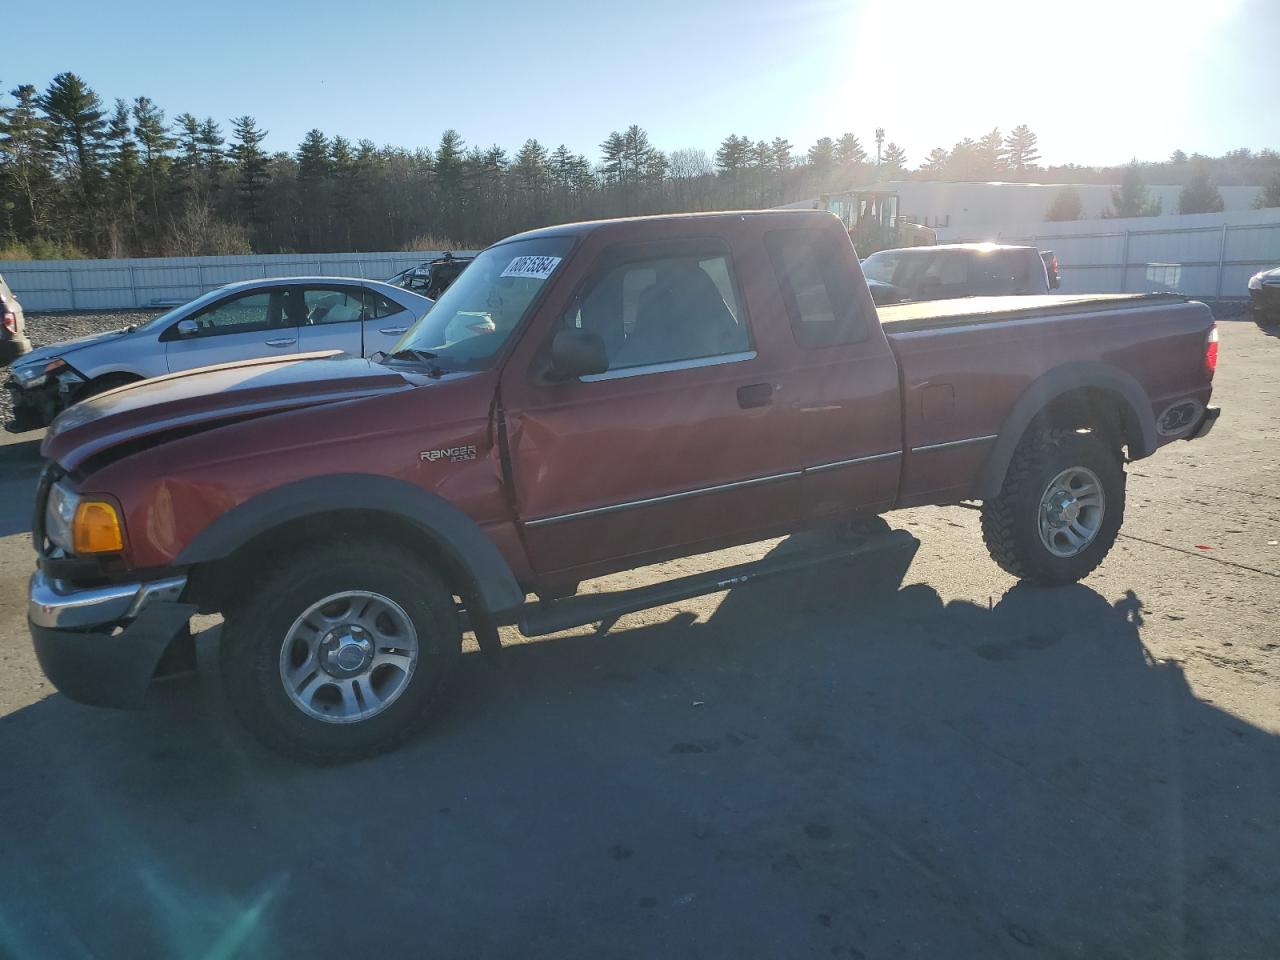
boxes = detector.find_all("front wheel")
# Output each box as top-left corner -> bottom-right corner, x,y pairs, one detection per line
220,539 -> 461,763
980,430 -> 1126,585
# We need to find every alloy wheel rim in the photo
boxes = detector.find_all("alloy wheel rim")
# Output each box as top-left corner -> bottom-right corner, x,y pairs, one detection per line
1037,466 -> 1105,558
278,590 -> 419,723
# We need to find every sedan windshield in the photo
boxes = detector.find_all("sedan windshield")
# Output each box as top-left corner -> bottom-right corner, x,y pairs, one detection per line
391,237 -> 573,369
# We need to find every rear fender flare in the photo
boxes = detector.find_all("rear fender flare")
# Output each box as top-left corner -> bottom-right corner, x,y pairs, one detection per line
973,363 -> 1156,500
175,474 -> 525,619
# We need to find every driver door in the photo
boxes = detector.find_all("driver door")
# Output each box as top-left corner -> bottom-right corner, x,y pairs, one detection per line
163,287 -> 299,372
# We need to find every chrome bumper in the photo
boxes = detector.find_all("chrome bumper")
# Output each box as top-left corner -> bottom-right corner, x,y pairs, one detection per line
29,571 -> 188,629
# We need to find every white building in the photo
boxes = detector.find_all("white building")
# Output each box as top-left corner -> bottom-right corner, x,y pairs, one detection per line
784,180 -> 1267,242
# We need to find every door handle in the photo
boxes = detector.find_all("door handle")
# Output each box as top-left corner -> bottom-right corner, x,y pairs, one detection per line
379,326 -> 409,335
737,382 -> 773,409
265,337 -> 296,347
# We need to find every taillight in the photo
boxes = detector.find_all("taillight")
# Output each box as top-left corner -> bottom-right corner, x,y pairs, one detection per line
1,310 -> 15,334
1204,324 -> 1219,381
1050,255 -> 1059,277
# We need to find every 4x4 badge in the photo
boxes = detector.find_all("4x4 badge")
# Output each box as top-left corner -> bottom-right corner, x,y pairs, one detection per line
421,445 -> 477,463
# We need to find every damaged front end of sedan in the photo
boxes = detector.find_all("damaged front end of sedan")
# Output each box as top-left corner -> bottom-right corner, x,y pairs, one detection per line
5,356 -> 87,432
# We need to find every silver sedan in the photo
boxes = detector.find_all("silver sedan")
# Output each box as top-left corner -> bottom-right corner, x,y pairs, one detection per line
6,277 -> 433,431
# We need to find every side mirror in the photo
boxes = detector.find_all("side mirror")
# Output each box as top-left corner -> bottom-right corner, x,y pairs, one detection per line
549,330 -> 608,380
175,318 -> 199,337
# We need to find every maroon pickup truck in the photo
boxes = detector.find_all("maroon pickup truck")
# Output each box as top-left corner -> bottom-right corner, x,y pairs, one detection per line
28,210 -> 1219,761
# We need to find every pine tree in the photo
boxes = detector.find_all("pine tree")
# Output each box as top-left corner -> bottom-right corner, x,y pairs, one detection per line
977,128 -> 1005,174
1045,185 -> 1084,221
549,144 -> 574,192
1108,161 -> 1162,218
834,133 -> 866,167
1178,162 -> 1224,214
1003,124 -> 1040,172
715,134 -> 751,205
173,112 -> 201,175
881,142 -> 907,175
599,131 -> 625,186
296,129 -> 331,181
132,96 -> 175,227
807,136 -> 836,170
920,147 -> 949,173
197,118 -> 225,173
37,72 -> 107,219
229,115 -> 269,225
770,137 -> 793,173
946,138 -> 981,179
433,129 -> 466,238
0,84 -> 58,240
620,125 -> 654,186
103,99 -> 140,240
514,138 -> 549,194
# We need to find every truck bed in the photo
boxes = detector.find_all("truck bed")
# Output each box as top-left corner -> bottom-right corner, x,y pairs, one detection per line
878,293 -> 1187,333
879,291 -> 1213,509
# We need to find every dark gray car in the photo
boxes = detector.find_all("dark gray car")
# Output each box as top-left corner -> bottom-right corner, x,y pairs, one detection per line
861,243 -> 1053,304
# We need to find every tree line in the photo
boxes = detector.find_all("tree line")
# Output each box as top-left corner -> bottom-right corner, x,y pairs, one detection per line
2,71 -> 1278,259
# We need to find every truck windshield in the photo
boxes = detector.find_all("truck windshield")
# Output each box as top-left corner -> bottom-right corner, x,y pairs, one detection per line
391,237 -> 573,369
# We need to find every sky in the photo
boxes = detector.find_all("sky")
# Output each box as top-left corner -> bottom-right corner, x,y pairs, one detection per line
6,0 -> 1279,171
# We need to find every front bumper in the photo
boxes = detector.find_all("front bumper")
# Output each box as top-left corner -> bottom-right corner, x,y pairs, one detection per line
5,379 -> 58,432
29,571 -> 196,708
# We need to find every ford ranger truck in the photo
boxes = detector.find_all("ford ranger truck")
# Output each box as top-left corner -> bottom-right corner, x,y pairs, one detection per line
27,210 -> 1220,762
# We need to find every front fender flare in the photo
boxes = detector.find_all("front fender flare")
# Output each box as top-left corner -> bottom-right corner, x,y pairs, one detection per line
973,363 -> 1156,500
175,473 -> 525,619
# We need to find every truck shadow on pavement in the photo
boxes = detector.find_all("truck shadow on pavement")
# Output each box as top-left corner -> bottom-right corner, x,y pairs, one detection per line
1,535 -> 1277,959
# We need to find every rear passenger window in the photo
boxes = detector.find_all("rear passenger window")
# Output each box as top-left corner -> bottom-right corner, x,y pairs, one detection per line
367,292 -> 405,319
566,247 -> 752,374
765,229 -> 867,348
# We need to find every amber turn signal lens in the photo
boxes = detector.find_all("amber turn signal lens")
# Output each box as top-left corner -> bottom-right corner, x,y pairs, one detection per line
72,500 -> 124,554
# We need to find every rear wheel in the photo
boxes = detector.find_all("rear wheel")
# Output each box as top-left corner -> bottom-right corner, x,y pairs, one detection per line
980,430 -> 1125,585
219,538 -> 461,763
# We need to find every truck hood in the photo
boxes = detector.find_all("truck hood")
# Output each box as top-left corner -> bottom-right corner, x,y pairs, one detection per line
43,351 -> 421,471
14,327 -> 135,371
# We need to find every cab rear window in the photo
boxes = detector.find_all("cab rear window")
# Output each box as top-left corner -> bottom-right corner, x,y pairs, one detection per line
765,229 -> 867,348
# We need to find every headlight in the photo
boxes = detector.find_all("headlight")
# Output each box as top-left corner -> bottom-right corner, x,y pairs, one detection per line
14,357 -> 67,389
44,482 -> 124,555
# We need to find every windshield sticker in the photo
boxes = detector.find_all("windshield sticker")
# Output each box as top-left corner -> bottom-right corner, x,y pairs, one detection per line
501,255 -> 562,280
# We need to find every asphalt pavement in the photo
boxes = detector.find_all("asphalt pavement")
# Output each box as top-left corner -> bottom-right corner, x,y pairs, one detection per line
0,318 -> 1277,959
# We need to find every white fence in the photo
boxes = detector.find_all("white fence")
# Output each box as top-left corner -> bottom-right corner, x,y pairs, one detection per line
940,207 -> 1280,299
0,250 -> 473,312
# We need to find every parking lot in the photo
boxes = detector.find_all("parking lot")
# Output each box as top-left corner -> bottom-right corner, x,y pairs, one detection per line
0,315 -> 1277,958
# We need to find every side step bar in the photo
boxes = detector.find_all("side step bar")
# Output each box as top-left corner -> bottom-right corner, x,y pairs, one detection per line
516,529 -> 919,638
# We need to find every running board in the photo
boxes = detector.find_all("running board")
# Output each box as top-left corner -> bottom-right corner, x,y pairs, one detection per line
516,529 -> 919,638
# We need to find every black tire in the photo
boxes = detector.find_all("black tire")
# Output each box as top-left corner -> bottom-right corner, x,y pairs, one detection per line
219,538 -> 461,763
980,430 -> 1126,585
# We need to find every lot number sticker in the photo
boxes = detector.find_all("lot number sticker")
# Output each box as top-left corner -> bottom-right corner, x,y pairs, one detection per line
501,256 -> 562,280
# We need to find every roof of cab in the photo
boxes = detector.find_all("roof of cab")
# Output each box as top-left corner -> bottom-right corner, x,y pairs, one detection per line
495,208 -> 840,246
